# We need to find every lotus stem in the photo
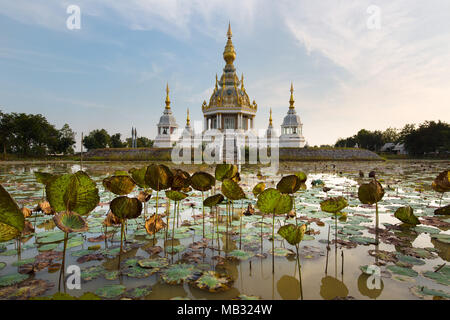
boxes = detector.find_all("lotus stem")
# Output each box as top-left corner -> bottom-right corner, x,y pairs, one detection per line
295,244 -> 303,300
172,201 -> 176,260
239,201 -> 242,250
153,190 -> 159,244
202,191 -> 205,239
120,219 -> 125,254
59,232 -> 68,292
272,212 -> 275,274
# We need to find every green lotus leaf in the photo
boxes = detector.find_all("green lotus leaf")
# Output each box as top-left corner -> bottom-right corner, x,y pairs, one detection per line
358,179 -> 385,205
95,284 -> 126,299
394,206 -> 420,225
144,164 -> 173,191
276,175 -> 301,194
278,223 -> 307,246
161,263 -> 200,285
215,164 -> 238,181
165,190 -> 188,202
138,257 -> 169,269
0,184 -> 25,242
194,271 -> 233,292
252,182 -> 265,197
257,188 -> 293,214
269,247 -> 296,257
53,211 -> 88,233
123,286 -> 152,299
422,265 -> 450,286
228,250 -> 255,260
432,170 -> 450,193
110,196 -> 142,220
221,179 -> 246,200
34,172 -> 57,185
203,194 -> 224,207
320,196 -> 348,214
295,171 -> 307,183
0,273 -> 29,287
386,265 -> 418,278
190,172 -> 215,192
129,167 -> 150,189
171,169 -> 191,191
102,175 -> 136,195
46,171 -> 100,215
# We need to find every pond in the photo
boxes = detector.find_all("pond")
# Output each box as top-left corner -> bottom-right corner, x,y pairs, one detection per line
0,160 -> 449,300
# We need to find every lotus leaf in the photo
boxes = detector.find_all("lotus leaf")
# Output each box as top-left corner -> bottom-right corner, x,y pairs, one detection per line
394,206 -> 420,225
145,213 -> 166,235
320,196 -> 348,214
161,263 -> 200,285
0,184 -> 25,242
295,171 -> 307,183
171,169 -> 191,191
110,196 -> 142,220
221,179 -> 246,200
252,182 -> 265,197
276,175 -> 301,194
53,211 -> 88,233
165,190 -> 188,202
34,172 -> 57,185
434,205 -> 450,216
190,172 -> 215,192
432,170 -> 450,193
228,250 -> 254,260
256,188 -> 293,214
102,175 -> 136,195
145,164 -> 173,191
194,271 -> 233,292
95,284 -> 126,299
45,171 -> 99,215
123,286 -> 152,299
386,265 -> 418,277
0,273 -> 29,287
358,180 -> 384,205
138,257 -> 169,269
215,164 -> 238,181
129,167 -> 150,189
278,224 -> 307,246
203,194 -> 224,207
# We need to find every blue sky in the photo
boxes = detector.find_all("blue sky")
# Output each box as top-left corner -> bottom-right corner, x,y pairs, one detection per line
1,0 -> 449,148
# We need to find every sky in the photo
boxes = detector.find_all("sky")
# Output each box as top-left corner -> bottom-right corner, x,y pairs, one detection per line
0,0 -> 449,148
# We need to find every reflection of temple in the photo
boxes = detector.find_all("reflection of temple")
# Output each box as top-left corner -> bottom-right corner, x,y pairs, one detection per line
154,84 -> 179,148
201,24 -> 257,132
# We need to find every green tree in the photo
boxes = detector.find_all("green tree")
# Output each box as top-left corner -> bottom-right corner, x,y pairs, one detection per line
110,133 -> 126,148
404,121 -> 450,155
55,124 -> 76,154
382,127 -> 399,143
82,129 -> 110,151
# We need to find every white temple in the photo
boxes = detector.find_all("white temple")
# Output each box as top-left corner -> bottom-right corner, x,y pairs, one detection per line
279,83 -> 306,148
153,83 -> 179,148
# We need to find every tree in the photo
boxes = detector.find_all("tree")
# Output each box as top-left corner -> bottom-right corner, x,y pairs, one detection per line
55,124 -> 76,154
82,129 -> 110,151
382,127 -> 399,143
110,133 -> 126,148
126,136 -> 154,148
0,111 -> 15,156
404,121 -> 450,155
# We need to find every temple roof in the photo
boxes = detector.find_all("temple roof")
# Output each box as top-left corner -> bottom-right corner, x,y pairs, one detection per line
202,24 -> 257,113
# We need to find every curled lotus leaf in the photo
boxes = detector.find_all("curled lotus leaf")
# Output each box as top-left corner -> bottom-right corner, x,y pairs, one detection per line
221,179 -> 246,200
203,194 -> 224,207
171,170 -> 191,191
0,184 -> 25,242
278,223 -> 307,246
432,170 -> 450,193
46,171 -> 99,216
145,214 -> 166,235
193,271 -> 233,292
190,172 -> 215,192
165,190 -> 188,202
34,172 -> 57,186
53,211 -> 88,234
394,206 -> 420,225
358,179 -> 385,205
129,167 -> 150,189
110,197 -> 142,220
161,263 -> 200,285
103,175 -> 136,195
103,211 -> 121,226
137,191 -> 152,203
252,182 -> 265,197
256,188 -> 293,215
215,164 -> 238,182
144,164 -> 173,191
320,196 -> 348,214
295,171 -> 307,184
277,175 -> 302,194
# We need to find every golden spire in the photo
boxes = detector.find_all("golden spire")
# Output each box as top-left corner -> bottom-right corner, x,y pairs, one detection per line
215,74 -> 218,90
165,82 -> 171,109
223,22 -> 236,65
269,108 -> 273,126
289,82 -> 295,109
241,73 -> 244,90
186,108 -> 190,126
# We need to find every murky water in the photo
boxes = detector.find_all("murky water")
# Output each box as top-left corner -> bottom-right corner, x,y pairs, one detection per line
0,160 -> 449,300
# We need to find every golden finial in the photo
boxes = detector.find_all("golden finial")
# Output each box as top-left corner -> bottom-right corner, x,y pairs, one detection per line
269,108 -> 273,126
215,74 -> 218,89
165,82 -> 170,109
289,82 -> 295,109
241,73 -> 244,90
227,22 -> 232,39
186,108 -> 190,126
223,23 -> 236,65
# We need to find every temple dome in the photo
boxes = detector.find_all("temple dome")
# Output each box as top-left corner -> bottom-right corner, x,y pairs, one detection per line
282,108 -> 302,127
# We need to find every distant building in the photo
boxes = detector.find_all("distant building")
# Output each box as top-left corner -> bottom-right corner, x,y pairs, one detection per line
279,83 -> 306,148
154,83 -> 179,148
380,142 -> 396,152
265,108 -> 277,140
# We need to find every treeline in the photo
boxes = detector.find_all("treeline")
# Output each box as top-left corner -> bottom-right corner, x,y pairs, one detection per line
335,120 -> 450,156
0,111 -> 76,156
82,129 -> 153,151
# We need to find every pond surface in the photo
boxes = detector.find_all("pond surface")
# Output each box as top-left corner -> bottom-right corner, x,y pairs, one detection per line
0,160 -> 449,300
